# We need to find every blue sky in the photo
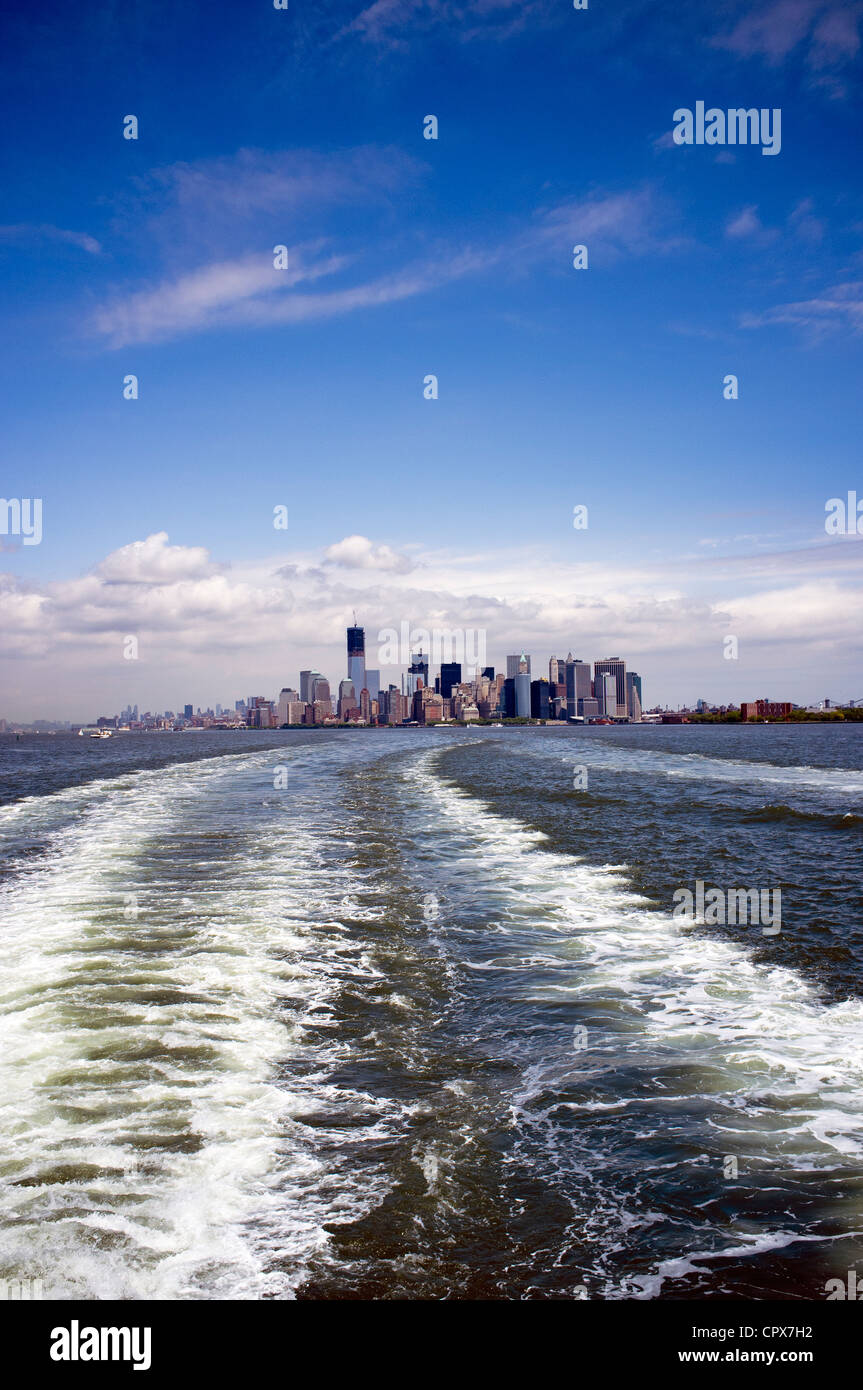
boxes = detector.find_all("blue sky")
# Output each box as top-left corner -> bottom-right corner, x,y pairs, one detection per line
2,0 -> 862,718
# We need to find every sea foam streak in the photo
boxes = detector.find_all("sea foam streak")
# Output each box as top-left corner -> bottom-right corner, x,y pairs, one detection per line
413,752 -> 863,1297
507,735 -> 863,799
0,749 -> 397,1299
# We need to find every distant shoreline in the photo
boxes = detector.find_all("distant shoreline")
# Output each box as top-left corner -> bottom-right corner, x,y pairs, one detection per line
4,713 -> 863,737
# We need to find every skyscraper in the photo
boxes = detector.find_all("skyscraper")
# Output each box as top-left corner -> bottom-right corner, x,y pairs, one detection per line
440,662 -> 462,699
626,671 -> 643,720
515,671 -> 531,717
564,655 -> 592,718
594,657 -> 627,718
597,672 -> 618,718
530,678 -> 550,719
278,688 -> 302,725
507,653 -> 531,679
365,669 -> 380,702
382,686 -> 406,725
405,651 -> 429,697
347,624 -> 365,699
300,670 -> 320,704
338,678 -> 357,720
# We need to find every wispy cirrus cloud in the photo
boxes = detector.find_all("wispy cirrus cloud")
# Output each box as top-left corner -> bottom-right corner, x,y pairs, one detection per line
92,245 -> 351,347
336,0 -> 552,50
742,281 -> 863,337
90,146 -> 680,348
725,205 -> 771,240
0,223 -> 101,254
527,187 -> 683,260
91,242 -> 500,347
725,198 -> 826,247
123,146 -> 424,261
711,0 -> 863,92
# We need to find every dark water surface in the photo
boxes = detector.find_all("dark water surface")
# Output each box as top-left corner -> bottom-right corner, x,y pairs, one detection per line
1,725 -> 862,1299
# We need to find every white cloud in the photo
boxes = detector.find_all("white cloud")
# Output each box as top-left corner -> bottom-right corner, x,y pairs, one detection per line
2,530 -> 863,718
97,532 -> 219,585
324,535 -> 415,573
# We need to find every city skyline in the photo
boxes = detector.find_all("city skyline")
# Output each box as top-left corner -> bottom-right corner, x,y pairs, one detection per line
4,635 -> 650,726
3,594 -> 858,724
8,616 -> 846,727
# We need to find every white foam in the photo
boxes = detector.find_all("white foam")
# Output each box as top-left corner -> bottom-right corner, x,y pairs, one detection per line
0,748 -> 403,1299
411,752 -> 863,1293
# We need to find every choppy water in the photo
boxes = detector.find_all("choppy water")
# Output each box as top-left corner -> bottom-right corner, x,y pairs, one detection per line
1,725 -> 862,1300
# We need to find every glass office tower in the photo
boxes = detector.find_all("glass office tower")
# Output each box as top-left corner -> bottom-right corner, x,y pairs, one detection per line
347,625 -> 366,698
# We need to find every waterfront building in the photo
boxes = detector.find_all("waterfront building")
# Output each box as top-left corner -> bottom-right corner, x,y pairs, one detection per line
594,657 -> 627,718
338,678 -> 357,720
626,672 -> 643,720
597,672 -> 618,718
549,656 -> 566,685
405,651 -> 429,697
421,691 -> 444,724
277,688 -> 300,725
347,624 -> 366,699
741,700 -> 792,720
300,670 -> 321,704
440,663 -> 462,699
383,686 -> 406,725
310,676 -> 331,707
515,671 -> 531,718
565,655 -> 592,718
530,678 -> 550,719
